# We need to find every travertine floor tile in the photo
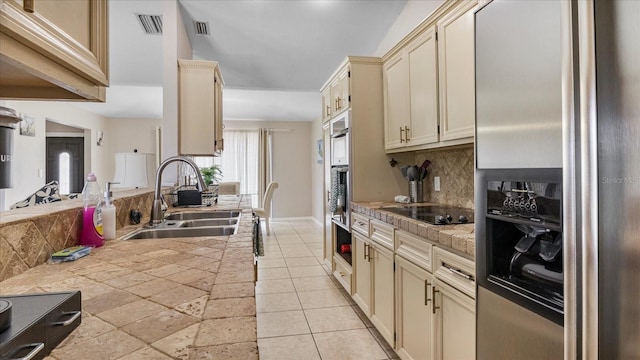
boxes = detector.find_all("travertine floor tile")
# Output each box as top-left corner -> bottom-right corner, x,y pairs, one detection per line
255,278 -> 295,294
143,263 -> 190,278
51,330 -> 145,360
103,271 -> 157,289
256,292 -> 301,313
313,329 -> 387,360
96,299 -> 167,327
175,295 -> 208,318
214,270 -> 254,284
121,309 -> 198,343
258,334 -> 320,360
304,306 -> 366,333
256,310 -> 310,338
83,289 -> 141,315
56,315 -> 116,349
189,342 -> 259,360
151,323 -> 200,359
194,317 -> 256,346
297,288 -> 349,309
125,278 -> 179,298
203,297 -> 256,319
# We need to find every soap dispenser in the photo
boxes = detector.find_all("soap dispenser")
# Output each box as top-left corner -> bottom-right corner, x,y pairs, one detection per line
102,181 -> 118,240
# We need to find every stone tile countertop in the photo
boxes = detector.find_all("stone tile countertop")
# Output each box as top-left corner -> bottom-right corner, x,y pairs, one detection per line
352,201 -> 476,260
0,195 -> 259,360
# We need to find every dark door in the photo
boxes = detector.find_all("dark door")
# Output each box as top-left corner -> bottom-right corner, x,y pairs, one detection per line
46,137 -> 84,194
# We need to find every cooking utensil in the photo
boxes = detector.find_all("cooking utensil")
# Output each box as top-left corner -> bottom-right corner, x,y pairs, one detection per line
400,166 -> 410,179
420,159 -> 431,180
407,166 -> 419,181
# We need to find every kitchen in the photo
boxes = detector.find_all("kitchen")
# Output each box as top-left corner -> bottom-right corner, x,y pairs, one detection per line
1,0 -> 639,360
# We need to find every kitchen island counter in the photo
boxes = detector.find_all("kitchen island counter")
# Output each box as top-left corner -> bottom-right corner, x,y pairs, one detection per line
0,195 -> 258,360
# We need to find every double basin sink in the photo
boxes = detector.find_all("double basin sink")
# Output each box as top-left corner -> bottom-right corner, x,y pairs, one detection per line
122,209 -> 241,240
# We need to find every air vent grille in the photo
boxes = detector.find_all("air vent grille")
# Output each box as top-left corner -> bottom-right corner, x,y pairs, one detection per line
193,21 -> 210,36
137,14 -> 163,35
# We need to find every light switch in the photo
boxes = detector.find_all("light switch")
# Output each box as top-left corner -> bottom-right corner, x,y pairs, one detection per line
38,168 -> 44,178
434,176 -> 441,192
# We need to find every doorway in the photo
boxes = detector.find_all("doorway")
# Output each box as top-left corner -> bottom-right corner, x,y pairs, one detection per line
46,137 -> 84,194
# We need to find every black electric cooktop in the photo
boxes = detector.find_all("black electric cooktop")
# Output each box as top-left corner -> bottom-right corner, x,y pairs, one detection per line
381,205 -> 474,225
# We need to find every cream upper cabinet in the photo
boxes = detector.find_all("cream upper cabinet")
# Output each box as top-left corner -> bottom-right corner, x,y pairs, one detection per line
321,87 -> 332,122
0,0 -> 109,101
383,51 -> 409,150
384,26 -> 439,151
437,0 -> 476,141
396,255 -> 435,360
178,59 -> 224,156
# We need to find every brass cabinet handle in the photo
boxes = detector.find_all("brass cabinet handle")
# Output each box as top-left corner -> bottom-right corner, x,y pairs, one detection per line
405,126 -> 410,142
432,286 -> 440,314
23,0 -> 35,12
335,98 -> 339,110
363,243 -> 368,260
400,127 -> 405,143
366,243 -> 372,262
326,105 -> 331,116
425,281 -> 431,306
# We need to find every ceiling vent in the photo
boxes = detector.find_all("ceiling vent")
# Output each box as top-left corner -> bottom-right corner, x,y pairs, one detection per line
193,21 -> 210,36
136,14 -> 163,35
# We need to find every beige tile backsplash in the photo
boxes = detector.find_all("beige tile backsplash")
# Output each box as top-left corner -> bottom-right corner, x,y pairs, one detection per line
415,145 -> 474,209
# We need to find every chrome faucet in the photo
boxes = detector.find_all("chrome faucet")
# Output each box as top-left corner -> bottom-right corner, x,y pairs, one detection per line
148,156 -> 207,226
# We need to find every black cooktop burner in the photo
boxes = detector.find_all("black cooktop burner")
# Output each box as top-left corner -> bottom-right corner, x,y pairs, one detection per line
381,205 -> 474,225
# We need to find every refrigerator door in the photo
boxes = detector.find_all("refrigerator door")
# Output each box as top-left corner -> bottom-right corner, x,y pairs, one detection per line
592,1 -> 640,358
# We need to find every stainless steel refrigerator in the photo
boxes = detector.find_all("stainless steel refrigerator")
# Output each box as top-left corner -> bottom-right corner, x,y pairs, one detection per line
474,0 -> 639,359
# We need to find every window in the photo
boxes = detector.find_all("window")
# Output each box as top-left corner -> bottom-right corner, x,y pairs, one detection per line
58,152 -> 71,195
192,129 -> 260,205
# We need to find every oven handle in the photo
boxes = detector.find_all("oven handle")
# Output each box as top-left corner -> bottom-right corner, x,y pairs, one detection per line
54,310 -> 82,326
13,343 -> 44,360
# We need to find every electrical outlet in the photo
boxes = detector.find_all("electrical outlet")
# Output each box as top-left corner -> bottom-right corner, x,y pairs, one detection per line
434,176 -> 441,191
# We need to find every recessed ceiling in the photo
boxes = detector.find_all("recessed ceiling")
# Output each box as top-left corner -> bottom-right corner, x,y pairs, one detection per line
71,0 -> 410,120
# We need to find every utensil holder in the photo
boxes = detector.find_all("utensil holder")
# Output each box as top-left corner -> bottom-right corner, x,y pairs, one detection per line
409,181 -> 423,203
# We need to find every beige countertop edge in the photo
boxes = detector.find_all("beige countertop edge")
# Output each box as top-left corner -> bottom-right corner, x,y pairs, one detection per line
352,201 -> 476,260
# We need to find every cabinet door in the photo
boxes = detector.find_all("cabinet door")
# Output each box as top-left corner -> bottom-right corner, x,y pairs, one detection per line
338,67 -> 350,112
407,27 -> 439,146
214,73 -> 224,152
434,280 -> 475,360
352,232 -> 372,316
396,256 -> 434,360
0,0 -> 108,101
437,1 -> 477,141
383,52 -> 409,150
322,87 -> 332,122
371,243 -> 395,347
178,60 -> 219,155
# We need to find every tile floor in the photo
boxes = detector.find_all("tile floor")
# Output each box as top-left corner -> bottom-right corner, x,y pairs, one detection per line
256,220 -> 399,360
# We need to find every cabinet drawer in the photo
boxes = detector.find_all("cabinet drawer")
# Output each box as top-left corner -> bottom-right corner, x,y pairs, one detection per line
351,213 -> 370,236
395,230 -> 433,273
433,247 -> 475,299
333,256 -> 352,294
370,219 -> 394,251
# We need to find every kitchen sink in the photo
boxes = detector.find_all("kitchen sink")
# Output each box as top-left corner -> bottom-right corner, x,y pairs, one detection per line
165,210 -> 241,220
177,218 -> 238,227
122,226 -> 236,240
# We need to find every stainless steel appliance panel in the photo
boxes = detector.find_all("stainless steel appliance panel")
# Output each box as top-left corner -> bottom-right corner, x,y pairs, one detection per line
477,286 -> 563,360
593,1 -> 640,358
475,0 -> 563,169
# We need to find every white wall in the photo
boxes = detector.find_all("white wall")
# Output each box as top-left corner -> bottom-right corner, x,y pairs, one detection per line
373,0 -> 443,57
106,118 -> 161,183
0,100 -> 110,210
310,117 -> 324,226
224,120 -> 312,219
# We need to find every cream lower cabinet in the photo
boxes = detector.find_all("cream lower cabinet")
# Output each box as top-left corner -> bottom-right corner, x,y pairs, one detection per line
352,231 -> 372,315
370,241 -> 395,347
395,255 -> 435,360
432,247 -> 476,360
